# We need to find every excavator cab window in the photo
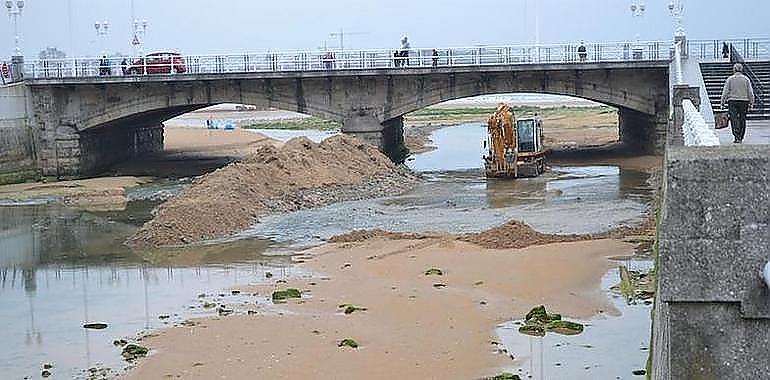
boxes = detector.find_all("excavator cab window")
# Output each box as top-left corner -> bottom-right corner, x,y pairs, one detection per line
516,119 -> 536,153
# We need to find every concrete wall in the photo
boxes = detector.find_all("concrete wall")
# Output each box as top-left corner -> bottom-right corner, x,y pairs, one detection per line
0,83 -> 36,184
26,61 -> 670,177
653,145 -> 770,379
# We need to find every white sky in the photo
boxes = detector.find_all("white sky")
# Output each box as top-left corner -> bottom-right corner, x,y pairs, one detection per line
1,0 -> 768,57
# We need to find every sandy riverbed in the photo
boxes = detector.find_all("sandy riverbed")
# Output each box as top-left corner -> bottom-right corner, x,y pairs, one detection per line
124,237 -> 630,379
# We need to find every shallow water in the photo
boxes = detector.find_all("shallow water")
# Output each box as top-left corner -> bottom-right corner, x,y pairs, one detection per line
244,123 -> 653,245
496,260 -> 654,380
0,124 -> 655,379
0,189 -> 292,379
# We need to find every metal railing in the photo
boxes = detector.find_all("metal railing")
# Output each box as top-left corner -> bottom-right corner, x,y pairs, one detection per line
9,37 -> 768,82
687,38 -> 770,62
18,40 -> 675,81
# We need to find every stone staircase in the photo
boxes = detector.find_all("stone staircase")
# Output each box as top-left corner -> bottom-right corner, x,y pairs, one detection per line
700,61 -> 770,120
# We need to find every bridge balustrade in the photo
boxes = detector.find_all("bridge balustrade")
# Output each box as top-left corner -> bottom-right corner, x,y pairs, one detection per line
14,38 -> 769,81
18,40 -> 679,80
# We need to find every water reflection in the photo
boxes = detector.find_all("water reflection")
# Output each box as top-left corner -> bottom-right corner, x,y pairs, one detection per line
0,203 -> 288,379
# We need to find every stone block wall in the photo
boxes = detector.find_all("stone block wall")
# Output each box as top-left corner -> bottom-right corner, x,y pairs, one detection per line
653,145 -> 770,379
0,83 -> 36,184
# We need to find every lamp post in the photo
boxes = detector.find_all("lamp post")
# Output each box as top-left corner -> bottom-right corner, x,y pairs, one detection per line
131,18 -> 148,55
629,1 -> 646,60
668,0 -> 685,38
5,0 -> 24,56
629,1 -> 646,41
94,20 -> 109,56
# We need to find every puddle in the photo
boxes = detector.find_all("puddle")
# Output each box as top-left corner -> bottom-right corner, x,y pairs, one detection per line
496,260 -> 654,380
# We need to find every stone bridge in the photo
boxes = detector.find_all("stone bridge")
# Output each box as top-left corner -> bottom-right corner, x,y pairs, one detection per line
25,61 -> 670,177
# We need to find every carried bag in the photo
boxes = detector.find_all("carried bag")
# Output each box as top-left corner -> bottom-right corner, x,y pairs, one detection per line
714,110 -> 729,129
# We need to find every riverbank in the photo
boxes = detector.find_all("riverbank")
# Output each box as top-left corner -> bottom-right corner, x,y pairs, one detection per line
124,236 -> 632,379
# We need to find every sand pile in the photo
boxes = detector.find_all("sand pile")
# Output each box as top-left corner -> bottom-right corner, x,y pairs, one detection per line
330,218 -> 655,250
127,135 -> 419,247
328,229 -> 433,243
458,220 -> 589,249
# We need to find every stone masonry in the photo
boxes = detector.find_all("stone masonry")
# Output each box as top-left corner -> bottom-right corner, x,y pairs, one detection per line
25,60 -> 671,177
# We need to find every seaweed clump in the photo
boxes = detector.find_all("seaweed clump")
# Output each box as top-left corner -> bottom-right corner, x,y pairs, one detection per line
272,288 -> 302,302
518,305 -> 584,337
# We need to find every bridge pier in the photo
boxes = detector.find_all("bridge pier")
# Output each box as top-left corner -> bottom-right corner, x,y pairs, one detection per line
341,115 -> 408,163
618,107 -> 668,154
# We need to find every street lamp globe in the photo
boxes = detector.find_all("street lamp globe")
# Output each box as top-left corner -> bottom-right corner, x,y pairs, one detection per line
630,3 -> 636,12
5,1 -> 12,11
94,21 -> 100,31
15,0 -> 22,10
103,20 -> 108,32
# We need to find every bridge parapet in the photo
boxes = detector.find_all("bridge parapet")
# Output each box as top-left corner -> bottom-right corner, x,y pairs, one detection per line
17,40 -> 677,81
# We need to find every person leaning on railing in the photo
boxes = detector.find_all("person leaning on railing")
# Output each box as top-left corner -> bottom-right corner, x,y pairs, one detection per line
720,63 -> 755,144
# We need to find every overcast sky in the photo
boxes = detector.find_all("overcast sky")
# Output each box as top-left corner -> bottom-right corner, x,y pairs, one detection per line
1,0 -> 768,57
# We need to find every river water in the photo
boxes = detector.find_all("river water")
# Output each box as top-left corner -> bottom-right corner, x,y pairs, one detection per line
0,123 -> 655,379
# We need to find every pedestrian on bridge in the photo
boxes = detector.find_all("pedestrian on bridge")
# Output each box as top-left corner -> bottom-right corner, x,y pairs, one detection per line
578,42 -> 588,62
720,63 -> 755,144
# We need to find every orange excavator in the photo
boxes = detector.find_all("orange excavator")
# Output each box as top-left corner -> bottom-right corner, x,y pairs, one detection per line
483,103 -> 546,178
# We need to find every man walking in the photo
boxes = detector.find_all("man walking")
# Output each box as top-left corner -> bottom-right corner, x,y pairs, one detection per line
721,63 -> 755,143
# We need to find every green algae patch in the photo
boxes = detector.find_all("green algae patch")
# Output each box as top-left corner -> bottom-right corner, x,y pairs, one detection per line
272,288 -> 302,302
519,305 -> 584,337
424,268 -> 444,276
338,338 -> 359,349
121,344 -> 149,361
545,320 -> 584,335
611,265 -> 656,304
525,305 -> 562,324
518,324 -> 546,337
338,304 -> 368,315
491,373 -> 521,380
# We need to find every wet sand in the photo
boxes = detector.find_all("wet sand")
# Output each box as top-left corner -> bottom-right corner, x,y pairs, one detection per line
124,237 -> 629,379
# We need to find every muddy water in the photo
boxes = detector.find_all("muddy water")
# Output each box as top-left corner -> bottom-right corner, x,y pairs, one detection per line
0,123 -> 655,379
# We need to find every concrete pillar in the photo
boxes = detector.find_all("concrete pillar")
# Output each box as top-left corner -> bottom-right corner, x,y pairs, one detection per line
670,85 -> 700,147
341,114 -> 409,163
381,116 -> 409,163
618,108 -> 667,154
341,114 -> 385,148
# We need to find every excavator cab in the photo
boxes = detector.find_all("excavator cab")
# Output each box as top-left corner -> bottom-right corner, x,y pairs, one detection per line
516,117 -> 543,153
